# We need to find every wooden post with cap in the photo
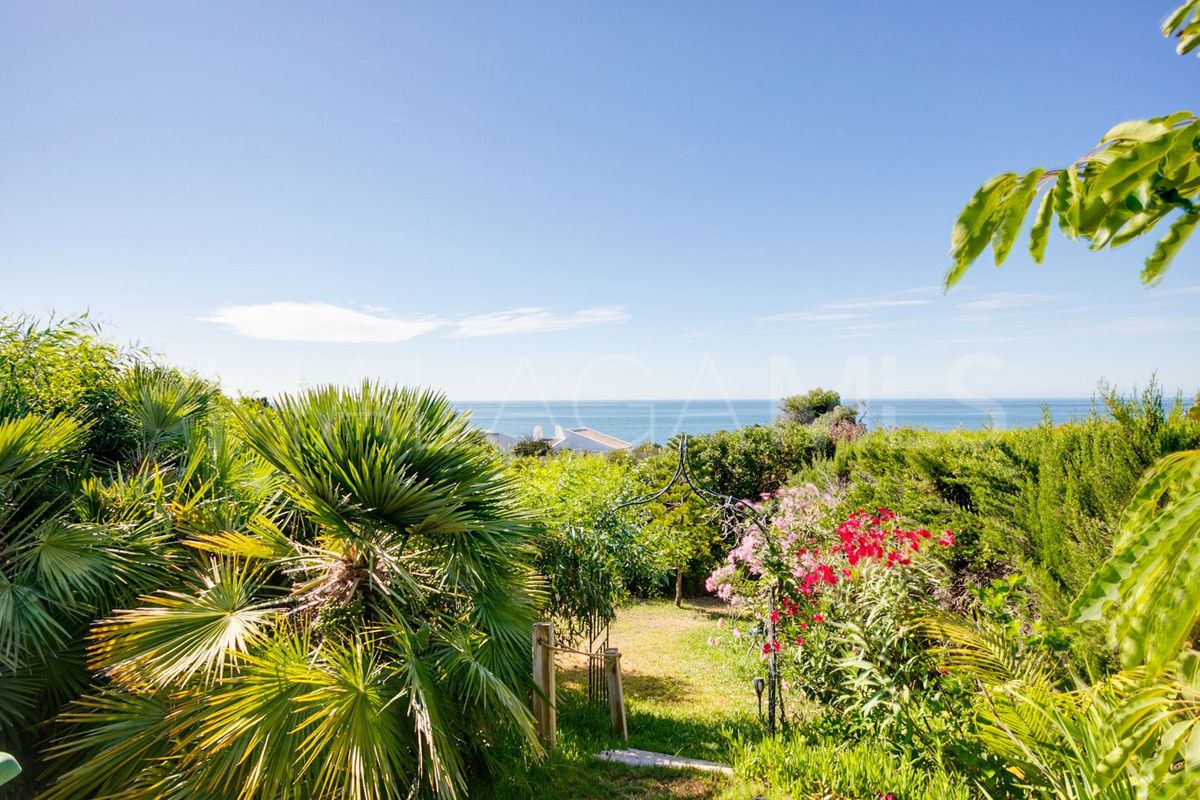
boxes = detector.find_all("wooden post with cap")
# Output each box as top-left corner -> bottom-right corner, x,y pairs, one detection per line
532,622 -> 556,748
604,647 -> 627,740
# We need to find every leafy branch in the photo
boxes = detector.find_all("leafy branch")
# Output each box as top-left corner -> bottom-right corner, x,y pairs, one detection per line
946,2 -> 1200,288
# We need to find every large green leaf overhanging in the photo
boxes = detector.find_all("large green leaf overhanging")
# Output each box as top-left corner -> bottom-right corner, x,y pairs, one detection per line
1071,449 -> 1200,672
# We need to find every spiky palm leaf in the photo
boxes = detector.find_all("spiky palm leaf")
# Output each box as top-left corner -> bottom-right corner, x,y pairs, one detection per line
91,558 -> 277,689
37,690 -> 176,800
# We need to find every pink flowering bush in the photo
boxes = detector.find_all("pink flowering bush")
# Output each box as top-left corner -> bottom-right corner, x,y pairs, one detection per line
707,486 -> 958,732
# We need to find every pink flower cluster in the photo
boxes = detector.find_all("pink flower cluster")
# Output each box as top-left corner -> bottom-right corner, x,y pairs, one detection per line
705,483 -> 842,606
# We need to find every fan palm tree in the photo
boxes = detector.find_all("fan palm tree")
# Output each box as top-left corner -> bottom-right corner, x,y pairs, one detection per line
39,383 -> 544,800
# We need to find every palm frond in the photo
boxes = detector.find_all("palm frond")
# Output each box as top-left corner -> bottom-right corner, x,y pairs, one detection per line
91,559 -> 277,688
118,365 -> 214,462
39,690 -> 175,800
14,521 -> 112,608
0,571 -> 71,671
1072,449 -> 1200,672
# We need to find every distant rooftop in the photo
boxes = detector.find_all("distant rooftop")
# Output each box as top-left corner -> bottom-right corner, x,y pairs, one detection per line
482,425 -> 630,454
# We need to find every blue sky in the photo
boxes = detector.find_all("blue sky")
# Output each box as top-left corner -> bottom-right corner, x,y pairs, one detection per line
2,1 -> 1196,402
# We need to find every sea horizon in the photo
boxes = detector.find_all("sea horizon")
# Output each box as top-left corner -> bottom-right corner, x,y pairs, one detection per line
450,397 -> 1105,445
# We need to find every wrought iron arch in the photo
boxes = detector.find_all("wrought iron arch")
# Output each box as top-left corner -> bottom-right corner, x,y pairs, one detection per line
605,434 -> 786,734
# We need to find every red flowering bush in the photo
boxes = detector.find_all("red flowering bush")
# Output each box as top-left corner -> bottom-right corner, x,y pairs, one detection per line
707,489 -> 958,732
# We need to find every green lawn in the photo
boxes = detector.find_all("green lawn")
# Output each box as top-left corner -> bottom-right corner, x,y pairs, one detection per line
481,598 -> 763,799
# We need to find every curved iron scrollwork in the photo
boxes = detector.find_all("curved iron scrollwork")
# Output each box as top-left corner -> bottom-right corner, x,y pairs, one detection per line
606,434 -> 785,735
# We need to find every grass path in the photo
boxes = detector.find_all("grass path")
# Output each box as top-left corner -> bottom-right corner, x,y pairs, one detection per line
560,598 -> 759,759
481,599 -> 761,799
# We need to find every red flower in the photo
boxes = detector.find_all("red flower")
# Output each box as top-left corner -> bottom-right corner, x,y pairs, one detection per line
769,608 -> 780,624
939,529 -> 955,547
795,636 -> 805,646
813,613 -> 825,623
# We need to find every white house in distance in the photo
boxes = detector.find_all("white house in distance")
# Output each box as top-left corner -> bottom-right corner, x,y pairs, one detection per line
483,425 -> 631,454
482,431 -> 520,452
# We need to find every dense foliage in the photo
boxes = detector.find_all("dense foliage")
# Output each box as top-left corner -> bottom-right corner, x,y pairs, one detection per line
685,424 -> 833,501
817,385 -> 1200,621
726,737 -> 971,800
0,313 -> 136,460
712,10 -> 1200,797
509,453 -> 645,644
0,317 -> 545,800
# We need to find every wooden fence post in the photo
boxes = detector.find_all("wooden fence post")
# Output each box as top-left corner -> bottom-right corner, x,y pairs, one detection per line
604,647 -> 627,741
532,622 -> 556,748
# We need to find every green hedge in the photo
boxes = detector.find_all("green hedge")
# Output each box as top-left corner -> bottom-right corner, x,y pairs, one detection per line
821,385 -> 1200,619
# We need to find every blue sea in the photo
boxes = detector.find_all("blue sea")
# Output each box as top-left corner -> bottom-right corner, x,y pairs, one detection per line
450,398 -> 1099,446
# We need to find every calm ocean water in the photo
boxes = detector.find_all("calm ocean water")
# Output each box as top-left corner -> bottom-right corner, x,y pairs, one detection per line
450,398 -> 1098,445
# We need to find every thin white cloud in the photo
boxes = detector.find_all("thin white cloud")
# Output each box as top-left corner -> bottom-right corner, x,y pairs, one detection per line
824,298 -> 931,310
200,302 -> 442,343
202,302 -> 629,342
1098,316 -> 1200,335
933,314 -> 1200,344
449,306 -> 629,338
959,291 -> 1061,312
823,321 -> 889,339
759,311 -> 859,323
1161,284 -> 1200,296
758,289 -> 931,337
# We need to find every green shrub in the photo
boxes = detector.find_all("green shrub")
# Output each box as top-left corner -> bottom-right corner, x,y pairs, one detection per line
779,388 -> 843,425
509,452 -> 655,641
0,314 -> 136,460
40,384 -> 542,800
687,424 -> 832,500
725,736 -> 971,800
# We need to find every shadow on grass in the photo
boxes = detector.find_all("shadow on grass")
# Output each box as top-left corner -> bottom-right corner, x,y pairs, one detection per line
559,664 -> 703,703
477,690 -> 761,800
677,597 -> 738,623
477,753 -> 729,800
557,687 -> 763,763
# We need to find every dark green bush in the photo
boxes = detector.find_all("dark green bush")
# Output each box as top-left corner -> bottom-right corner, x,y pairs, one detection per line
778,388 -> 843,425
686,423 -> 833,500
